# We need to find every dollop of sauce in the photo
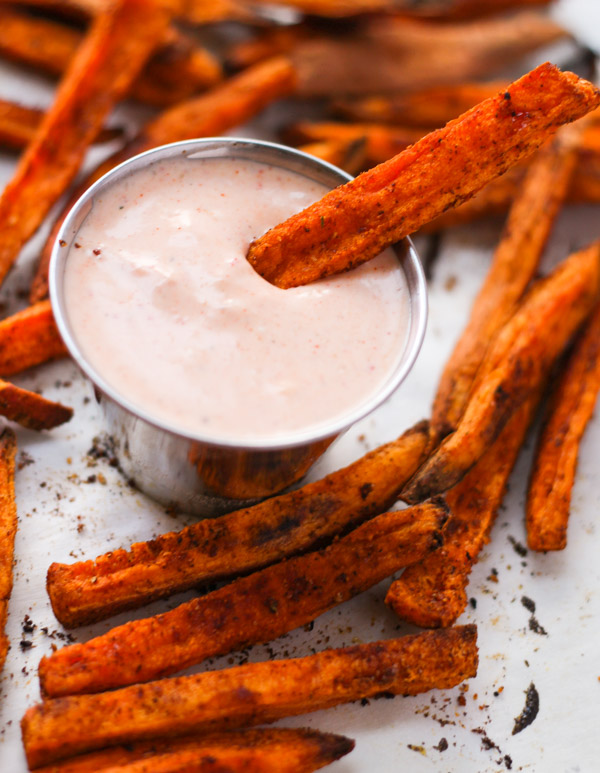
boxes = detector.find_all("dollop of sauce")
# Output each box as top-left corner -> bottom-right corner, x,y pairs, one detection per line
63,156 -> 410,442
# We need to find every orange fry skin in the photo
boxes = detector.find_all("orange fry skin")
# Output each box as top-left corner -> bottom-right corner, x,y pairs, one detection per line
527,299 -> 600,551
25,627 -> 477,767
47,420 -> 430,628
387,399 -> 537,628
0,301 -> 68,376
34,728 -> 354,773
402,243 -> 600,505
432,125 -> 582,439
0,380 -> 72,431
30,56 -> 297,304
0,430 -> 17,674
39,499 -> 447,696
0,0 -> 169,290
247,64 -> 600,289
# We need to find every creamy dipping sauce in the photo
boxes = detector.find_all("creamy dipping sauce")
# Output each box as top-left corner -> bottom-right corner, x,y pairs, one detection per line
63,156 -> 410,442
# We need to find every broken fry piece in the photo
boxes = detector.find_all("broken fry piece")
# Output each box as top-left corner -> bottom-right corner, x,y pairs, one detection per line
26,626 -> 477,766
388,398 -> 538,627
0,430 -> 17,674
34,728 -> 354,773
402,243 -> 600,504
432,125 -> 583,439
47,420 -> 430,627
0,301 -> 68,376
40,499 -> 446,696
527,298 -> 600,551
30,56 -> 297,303
247,64 -> 600,289
0,0 -> 169,291
0,380 -> 72,431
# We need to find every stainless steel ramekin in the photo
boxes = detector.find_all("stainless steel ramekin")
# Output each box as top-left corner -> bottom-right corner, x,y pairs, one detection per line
50,138 -> 427,516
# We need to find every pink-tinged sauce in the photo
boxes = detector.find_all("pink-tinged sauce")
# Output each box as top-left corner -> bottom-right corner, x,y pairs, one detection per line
63,156 -> 410,442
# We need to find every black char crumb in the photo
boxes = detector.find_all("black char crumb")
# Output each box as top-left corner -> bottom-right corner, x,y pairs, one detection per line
521,596 -> 535,613
434,738 -> 448,752
528,616 -> 548,636
469,597 -> 477,609
509,536 -> 528,557
512,683 -> 540,735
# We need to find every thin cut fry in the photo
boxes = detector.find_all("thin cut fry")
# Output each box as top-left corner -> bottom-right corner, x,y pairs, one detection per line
527,299 -> 600,551
388,399 -> 538,627
0,430 -> 17,675
0,6 -> 221,107
299,138 -> 368,175
40,499 -> 447,696
0,100 -> 121,152
0,0 -> 169,291
35,728 -> 354,773
247,64 -> 600,289
26,626 -> 477,766
0,301 -> 68,376
47,420 -> 430,627
432,125 -> 582,439
0,380 -> 72,431
30,56 -> 297,303
402,243 -> 600,504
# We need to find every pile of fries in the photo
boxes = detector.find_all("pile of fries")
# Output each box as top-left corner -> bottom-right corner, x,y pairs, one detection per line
0,0 -> 599,770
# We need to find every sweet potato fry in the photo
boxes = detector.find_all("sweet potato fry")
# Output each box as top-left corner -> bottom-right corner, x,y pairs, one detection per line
0,6 -> 221,107
332,82 -> 508,128
0,429 -> 17,674
40,499 -> 446,696
35,728 -> 354,773
0,100 -> 121,152
247,64 -> 600,289
47,420 -> 430,627
0,301 -> 68,376
299,138 -> 367,175
402,243 -> 600,505
0,380 -> 72,431
387,399 -> 538,628
527,301 -> 600,551
0,0 -> 169,290
26,626 -> 477,766
30,56 -> 297,303
432,125 -> 582,439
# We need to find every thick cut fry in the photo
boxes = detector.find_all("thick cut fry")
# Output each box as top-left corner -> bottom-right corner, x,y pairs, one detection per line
40,500 -> 446,696
0,7 -> 221,107
247,64 -> 600,289
30,56 -> 297,303
0,380 -> 72,430
0,0 -> 169,290
26,626 -> 477,766
0,100 -> 121,152
47,420 -> 430,627
299,138 -> 367,175
388,399 -> 537,627
402,243 -> 600,504
527,300 -> 600,551
0,430 -> 17,674
35,728 -> 354,773
432,126 -> 582,439
0,301 -> 68,376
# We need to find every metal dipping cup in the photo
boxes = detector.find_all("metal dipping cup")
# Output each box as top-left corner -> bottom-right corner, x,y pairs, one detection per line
50,138 -> 428,517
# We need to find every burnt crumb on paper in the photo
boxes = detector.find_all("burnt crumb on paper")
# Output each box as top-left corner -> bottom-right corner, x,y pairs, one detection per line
434,737 -> 448,752
508,535 -> 528,557
407,744 -> 426,755
520,596 -> 547,636
512,683 -> 539,735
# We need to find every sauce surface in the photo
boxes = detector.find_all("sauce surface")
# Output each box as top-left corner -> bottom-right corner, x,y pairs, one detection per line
63,156 -> 410,441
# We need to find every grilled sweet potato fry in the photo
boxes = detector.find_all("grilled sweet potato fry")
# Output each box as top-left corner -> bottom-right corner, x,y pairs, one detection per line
47,420 -> 430,627
40,499 -> 446,696
0,301 -> 68,376
299,138 -> 367,175
527,300 -> 600,551
402,243 -> 600,505
0,0 -> 169,290
247,64 -> 600,289
0,6 -> 221,107
432,126 -> 582,439
0,380 -> 72,431
388,399 -> 538,627
27,626 -> 477,766
30,56 -> 297,303
35,728 -> 354,773
0,430 -> 17,674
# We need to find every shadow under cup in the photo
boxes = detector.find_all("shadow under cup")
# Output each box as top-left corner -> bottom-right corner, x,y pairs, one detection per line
49,138 -> 428,517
